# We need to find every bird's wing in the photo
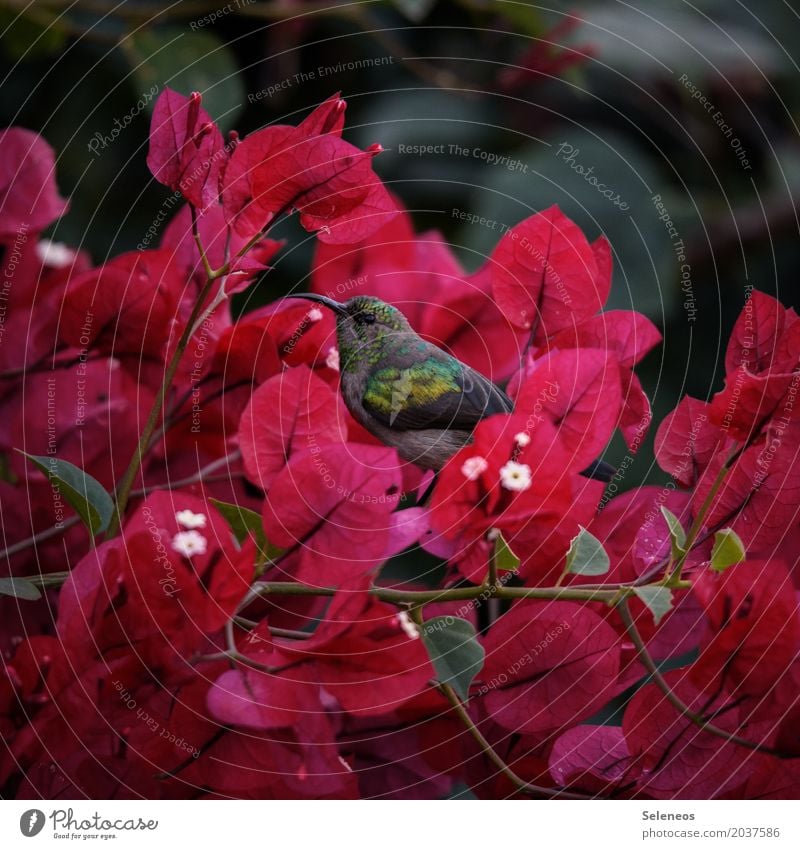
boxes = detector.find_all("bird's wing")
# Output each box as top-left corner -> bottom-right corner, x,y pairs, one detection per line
362,356 -> 513,430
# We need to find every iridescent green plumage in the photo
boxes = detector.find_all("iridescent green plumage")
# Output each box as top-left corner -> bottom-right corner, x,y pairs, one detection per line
338,296 -> 408,373
364,359 -> 464,425
289,293 -> 614,480
362,355 -> 511,430
295,293 -> 513,468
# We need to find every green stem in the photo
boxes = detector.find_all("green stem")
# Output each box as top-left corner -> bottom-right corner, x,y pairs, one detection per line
106,272 -> 225,537
268,625 -> 312,640
486,545 -> 499,591
439,683 -> 588,798
411,602 -> 587,797
191,206 -> 214,280
136,450 -> 242,497
2,451 -> 242,563
22,571 -> 71,589
196,617 -> 280,674
249,580 -> 629,607
668,454 -> 733,582
616,598 -> 792,759
1,516 -> 81,560
19,569 -> 672,617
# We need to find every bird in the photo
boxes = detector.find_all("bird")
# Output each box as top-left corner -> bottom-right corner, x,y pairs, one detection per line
290,293 -> 613,481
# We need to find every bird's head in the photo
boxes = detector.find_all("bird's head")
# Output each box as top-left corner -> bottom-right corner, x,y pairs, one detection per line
289,294 -> 412,369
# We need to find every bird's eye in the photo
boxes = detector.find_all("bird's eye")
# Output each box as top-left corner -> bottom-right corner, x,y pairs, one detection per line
358,312 -> 376,325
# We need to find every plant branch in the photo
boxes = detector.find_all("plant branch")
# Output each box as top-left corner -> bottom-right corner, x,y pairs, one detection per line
134,450 -> 242,496
267,625 -> 312,641
106,214 -> 237,537
191,206 -> 215,280
616,598 -> 793,759
408,605 -> 585,797
106,277 -> 217,536
1,516 -> 81,560
194,616 -> 306,676
1,452 -> 242,562
486,545 -> 499,592
192,618 -> 277,674
668,453 -> 734,582
248,580 -> 630,607
439,682 -> 587,798
20,571 -> 71,589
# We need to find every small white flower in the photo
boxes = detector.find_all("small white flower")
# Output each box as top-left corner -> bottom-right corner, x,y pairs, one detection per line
499,460 -> 533,492
325,346 -> 340,371
397,611 -> 419,640
175,509 -> 207,529
514,431 -> 531,447
307,307 -> 324,322
461,456 -> 488,481
171,530 -> 207,558
35,238 -> 75,268
487,528 -> 501,541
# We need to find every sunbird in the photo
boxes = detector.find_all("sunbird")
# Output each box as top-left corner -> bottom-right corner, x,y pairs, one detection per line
291,294 -> 613,481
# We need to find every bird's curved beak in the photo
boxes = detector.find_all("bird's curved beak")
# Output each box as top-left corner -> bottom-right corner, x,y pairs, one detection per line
287,293 -> 348,316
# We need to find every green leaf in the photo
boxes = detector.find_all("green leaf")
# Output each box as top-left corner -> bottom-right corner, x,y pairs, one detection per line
209,498 -> 283,573
420,616 -> 485,702
124,27 -> 244,130
710,529 -> 746,572
565,526 -> 610,576
633,586 -> 674,625
210,498 -> 263,546
493,531 -> 520,572
0,577 -> 42,601
660,506 -> 687,561
18,452 -> 114,536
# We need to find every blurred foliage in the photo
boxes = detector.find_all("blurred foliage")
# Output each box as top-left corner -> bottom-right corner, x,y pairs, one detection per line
2,0 -> 800,488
